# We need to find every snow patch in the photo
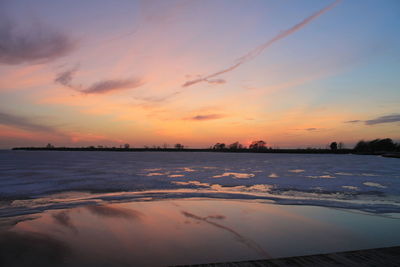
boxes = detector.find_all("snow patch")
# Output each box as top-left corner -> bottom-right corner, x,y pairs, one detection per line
342,186 -> 358,190
289,169 -> 305,173
363,182 -> 386,189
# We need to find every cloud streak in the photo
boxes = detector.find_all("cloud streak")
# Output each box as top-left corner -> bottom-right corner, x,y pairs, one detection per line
54,65 -> 79,88
0,111 -> 58,133
182,0 -> 341,87
344,120 -> 361,124
344,114 -> 400,125
0,16 -> 75,65
55,66 -> 144,94
205,78 -> 226,85
187,114 -> 226,121
305,128 -> 317,131
82,79 -> 144,94
133,91 -> 181,103
365,114 -> 400,125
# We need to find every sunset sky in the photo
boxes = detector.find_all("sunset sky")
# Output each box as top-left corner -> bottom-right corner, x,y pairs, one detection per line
0,0 -> 399,149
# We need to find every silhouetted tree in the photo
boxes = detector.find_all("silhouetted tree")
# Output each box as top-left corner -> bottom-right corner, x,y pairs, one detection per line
330,142 -> 338,151
46,143 -> 54,148
175,143 -> 184,149
228,142 -> 243,150
371,138 -> 396,152
354,140 -> 367,152
249,140 -> 266,150
124,144 -> 130,149
354,138 -> 396,153
213,143 -> 226,150
338,142 -> 344,149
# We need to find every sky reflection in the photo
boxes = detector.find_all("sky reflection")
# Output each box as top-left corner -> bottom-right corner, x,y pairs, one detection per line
2,199 -> 400,266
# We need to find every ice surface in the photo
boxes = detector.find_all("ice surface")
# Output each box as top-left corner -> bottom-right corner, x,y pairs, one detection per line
1,151 -> 400,216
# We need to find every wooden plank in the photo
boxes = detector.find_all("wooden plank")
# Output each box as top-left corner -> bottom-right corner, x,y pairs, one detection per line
174,246 -> 400,267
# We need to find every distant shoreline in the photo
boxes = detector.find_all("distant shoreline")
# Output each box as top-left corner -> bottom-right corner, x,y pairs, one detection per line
10,147 -> 400,157
8,146 -> 359,154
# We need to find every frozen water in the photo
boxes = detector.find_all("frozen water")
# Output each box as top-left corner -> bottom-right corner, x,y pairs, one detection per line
1,150 -> 400,216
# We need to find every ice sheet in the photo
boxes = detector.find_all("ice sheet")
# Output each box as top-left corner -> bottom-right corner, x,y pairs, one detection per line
1,151 -> 400,216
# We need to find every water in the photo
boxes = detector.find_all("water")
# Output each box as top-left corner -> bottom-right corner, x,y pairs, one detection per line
1,151 -> 400,266
1,199 -> 400,266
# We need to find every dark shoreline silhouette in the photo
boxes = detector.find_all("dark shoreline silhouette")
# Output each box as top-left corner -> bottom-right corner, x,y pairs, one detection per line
11,146 -> 349,153
11,138 -> 400,157
10,146 -> 398,156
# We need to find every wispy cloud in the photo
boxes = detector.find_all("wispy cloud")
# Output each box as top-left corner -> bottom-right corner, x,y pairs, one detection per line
82,79 -> 144,94
305,128 -> 317,131
0,111 -> 58,133
365,114 -> 400,125
344,120 -> 361,124
205,78 -> 226,85
344,114 -> 400,125
54,65 -> 79,88
187,114 -> 226,121
133,91 -> 181,103
55,66 -> 144,94
182,0 -> 341,87
0,15 -> 75,65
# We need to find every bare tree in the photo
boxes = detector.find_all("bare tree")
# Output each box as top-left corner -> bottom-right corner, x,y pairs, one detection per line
330,142 -> 338,151
338,142 -> 344,149
249,140 -> 266,150
175,143 -> 184,150
213,143 -> 226,150
228,142 -> 243,150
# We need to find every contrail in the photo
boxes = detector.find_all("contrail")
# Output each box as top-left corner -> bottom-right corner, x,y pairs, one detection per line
182,0 -> 341,87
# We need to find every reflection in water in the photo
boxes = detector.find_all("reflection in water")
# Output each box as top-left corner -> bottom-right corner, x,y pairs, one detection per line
143,168 -> 162,172
268,173 -> 279,178
172,181 -> 210,187
86,205 -> 143,220
0,231 -> 70,267
307,175 -> 335,179
52,211 -> 77,233
168,174 -> 184,178
1,198 -> 400,266
213,172 -> 255,179
181,167 -> 196,172
288,169 -> 305,173
145,172 -> 165,176
0,215 -> 39,232
181,211 -> 271,259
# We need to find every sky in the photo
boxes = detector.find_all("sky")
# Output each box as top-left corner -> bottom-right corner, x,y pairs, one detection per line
0,0 -> 399,149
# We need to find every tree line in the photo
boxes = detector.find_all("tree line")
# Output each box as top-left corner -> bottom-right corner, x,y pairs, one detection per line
353,138 -> 400,153
13,138 -> 400,155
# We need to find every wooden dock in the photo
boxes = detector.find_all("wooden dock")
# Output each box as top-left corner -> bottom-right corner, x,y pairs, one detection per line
176,246 -> 400,266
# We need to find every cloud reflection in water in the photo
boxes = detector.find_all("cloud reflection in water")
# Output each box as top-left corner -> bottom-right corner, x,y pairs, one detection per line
181,210 -> 271,259
86,205 -> 144,220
